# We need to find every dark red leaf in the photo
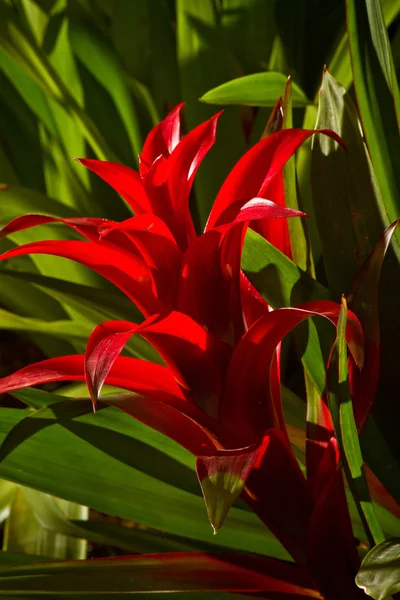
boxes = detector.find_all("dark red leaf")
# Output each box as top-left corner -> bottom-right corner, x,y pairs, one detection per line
348,219 -> 400,430
178,229 -> 242,342
307,440 -> 363,600
0,552 -> 321,597
244,429 -> 313,566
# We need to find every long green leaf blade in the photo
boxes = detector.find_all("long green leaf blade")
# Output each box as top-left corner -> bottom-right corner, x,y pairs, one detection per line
327,297 -> 384,546
346,0 -> 400,231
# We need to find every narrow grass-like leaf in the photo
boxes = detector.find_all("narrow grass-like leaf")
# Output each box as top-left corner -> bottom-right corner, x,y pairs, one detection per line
70,24 -> 142,160
0,185 -> 81,223
0,270 -> 140,323
0,4 -> 115,162
281,78 -> 312,272
327,297 -> 384,546
346,0 -> 400,231
328,0 -> 400,91
311,69 -> 395,300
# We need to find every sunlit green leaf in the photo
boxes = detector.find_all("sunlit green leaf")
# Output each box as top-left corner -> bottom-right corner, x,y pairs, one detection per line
201,72 -> 310,108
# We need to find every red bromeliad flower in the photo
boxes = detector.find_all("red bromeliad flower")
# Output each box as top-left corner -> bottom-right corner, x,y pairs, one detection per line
0,106 -> 370,598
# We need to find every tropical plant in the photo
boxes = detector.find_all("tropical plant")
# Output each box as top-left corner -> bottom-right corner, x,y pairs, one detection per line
0,0 -> 400,599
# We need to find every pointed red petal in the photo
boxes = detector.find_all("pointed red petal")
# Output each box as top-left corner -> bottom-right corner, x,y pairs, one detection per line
216,196 -> 306,227
76,159 -> 151,215
0,240 -> 162,316
196,442 -> 262,533
85,312 -> 231,420
0,355 -> 181,399
100,214 -> 182,308
222,301 -> 364,446
0,355 -> 217,455
167,112 -> 222,248
0,214 -> 107,243
206,128 -> 344,231
140,103 -> 184,176
85,320 -> 138,409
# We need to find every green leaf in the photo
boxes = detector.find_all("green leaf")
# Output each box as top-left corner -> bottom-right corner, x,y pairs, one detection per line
72,519 -> 233,555
328,0 -> 400,91
0,270 -> 140,322
242,229 -> 329,308
0,401 -> 290,560
0,307 -> 91,341
346,0 -> 400,231
242,229 -> 333,397
0,3 -> 115,161
281,77 -> 312,273
327,297 -> 384,546
70,24 -> 142,160
0,185 -> 81,223
200,72 -> 310,107
0,274 -> 160,362
311,69 -> 396,300
0,186 -> 102,287
0,48 -> 59,138
356,538 -> 400,599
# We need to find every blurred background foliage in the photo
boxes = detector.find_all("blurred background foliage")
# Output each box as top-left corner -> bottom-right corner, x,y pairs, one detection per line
0,0 -> 400,583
